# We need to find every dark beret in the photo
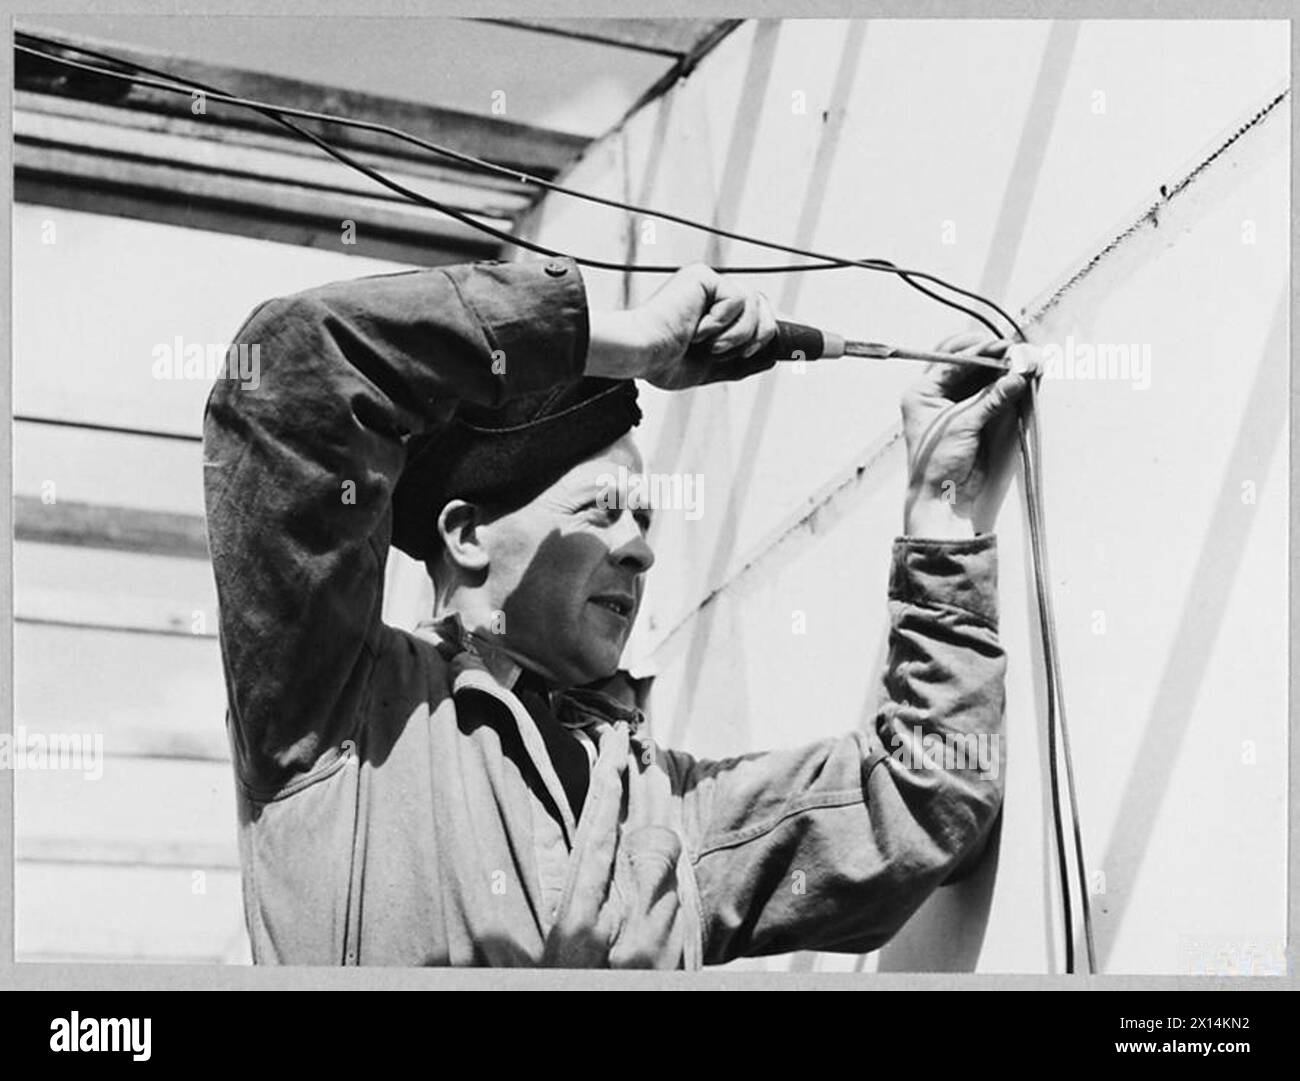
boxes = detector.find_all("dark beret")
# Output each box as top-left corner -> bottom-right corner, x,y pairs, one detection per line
391,377 -> 642,561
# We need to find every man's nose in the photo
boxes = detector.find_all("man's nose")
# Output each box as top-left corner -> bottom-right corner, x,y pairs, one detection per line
610,515 -> 655,574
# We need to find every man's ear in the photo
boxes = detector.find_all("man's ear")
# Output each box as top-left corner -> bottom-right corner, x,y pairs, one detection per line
437,500 -> 490,573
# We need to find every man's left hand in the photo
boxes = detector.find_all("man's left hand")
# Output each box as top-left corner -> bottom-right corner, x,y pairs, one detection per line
900,332 -> 1041,539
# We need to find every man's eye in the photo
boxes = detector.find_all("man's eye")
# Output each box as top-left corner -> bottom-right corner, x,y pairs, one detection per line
581,500 -> 621,524
579,499 -> 649,531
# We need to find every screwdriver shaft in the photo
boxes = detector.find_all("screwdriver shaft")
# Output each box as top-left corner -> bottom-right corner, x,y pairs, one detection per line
842,339 -> 1012,371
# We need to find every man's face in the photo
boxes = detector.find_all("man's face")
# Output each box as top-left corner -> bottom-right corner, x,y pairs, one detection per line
480,435 -> 655,687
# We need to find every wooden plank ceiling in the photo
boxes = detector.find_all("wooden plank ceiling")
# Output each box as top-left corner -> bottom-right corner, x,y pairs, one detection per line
14,20 -> 739,266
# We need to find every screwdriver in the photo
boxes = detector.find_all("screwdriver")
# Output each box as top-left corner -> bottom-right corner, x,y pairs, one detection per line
746,319 -> 1018,372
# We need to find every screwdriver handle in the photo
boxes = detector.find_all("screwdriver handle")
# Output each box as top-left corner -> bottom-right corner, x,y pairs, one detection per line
760,319 -> 845,362
688,319 -> 844,365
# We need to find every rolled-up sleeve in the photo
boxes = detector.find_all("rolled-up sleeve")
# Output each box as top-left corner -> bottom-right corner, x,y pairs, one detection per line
668,534 -> 1007,962
203,259 -> 589,795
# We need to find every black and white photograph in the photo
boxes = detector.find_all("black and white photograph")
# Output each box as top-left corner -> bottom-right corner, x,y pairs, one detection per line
3,4 -> 1293,1014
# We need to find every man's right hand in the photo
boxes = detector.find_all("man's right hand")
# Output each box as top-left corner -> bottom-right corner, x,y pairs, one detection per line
587,264 -> 778,390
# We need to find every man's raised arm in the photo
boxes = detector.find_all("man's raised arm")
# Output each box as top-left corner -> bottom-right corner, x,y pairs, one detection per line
203,260 -> 589,794
667,335 -> 1038,961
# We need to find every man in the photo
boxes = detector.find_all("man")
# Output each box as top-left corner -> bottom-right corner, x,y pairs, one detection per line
204,256 -> 1030,967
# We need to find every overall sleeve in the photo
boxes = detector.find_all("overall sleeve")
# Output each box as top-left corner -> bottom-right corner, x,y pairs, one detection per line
203,258 -> 589,795
665,535 -> 1007,962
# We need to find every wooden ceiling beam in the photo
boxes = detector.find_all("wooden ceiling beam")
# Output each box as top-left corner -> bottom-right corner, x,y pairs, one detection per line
484,18 -> 738,59
16,25 -> 591,179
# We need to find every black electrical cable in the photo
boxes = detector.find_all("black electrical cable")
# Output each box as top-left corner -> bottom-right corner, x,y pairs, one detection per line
17,31 -> 1094,973
1018,404 -> 1074,972
14,33 -> 1014,339
15,31 -> 1018,334
1023,391 -> 1098,972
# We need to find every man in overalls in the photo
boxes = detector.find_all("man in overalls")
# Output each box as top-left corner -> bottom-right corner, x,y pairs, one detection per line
204,258 -> 1028,967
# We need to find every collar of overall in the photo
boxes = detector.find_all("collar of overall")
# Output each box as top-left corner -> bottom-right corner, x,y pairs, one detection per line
423,612 -> 646,737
